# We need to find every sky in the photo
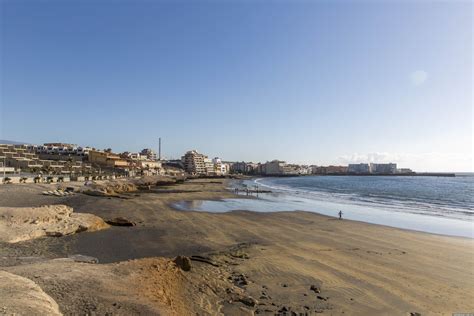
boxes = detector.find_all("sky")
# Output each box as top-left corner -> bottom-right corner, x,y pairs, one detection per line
0,0 -> 472,172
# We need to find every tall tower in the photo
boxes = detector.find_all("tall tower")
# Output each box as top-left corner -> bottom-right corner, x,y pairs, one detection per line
158,138 -> 161,160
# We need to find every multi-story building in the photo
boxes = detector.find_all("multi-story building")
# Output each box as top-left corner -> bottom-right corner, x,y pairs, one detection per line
204,157 -> 215,175
212,158 -> 229,175
0,143 -> 92,174
181,150 -> 207,175
312,165 -> 348,174
369,163 -> 397,174
398,168 -> 413,174
348,163 -> 370,174
88,150 -> 129,168
140,148 -> 157,161
264,160 -> 295,175
32,143 -> 92,158
230,161 -> 260,174
231,162 -> 248,174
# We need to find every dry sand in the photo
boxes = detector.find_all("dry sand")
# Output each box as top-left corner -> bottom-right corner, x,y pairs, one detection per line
0,178 -> 473,315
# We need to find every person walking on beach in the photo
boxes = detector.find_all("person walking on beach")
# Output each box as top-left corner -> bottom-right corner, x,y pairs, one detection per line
338,210 -> 343,220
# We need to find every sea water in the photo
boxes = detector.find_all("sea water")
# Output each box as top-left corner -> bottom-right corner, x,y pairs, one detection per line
174,175 -> 474,238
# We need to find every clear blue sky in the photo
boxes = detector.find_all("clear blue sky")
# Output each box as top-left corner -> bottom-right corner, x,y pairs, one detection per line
1,0 -> 472,172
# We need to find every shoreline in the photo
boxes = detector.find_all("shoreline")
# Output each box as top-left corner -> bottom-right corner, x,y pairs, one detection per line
1,178 -> 473,314
246,176 -> 474,238
173,198 -> 474,241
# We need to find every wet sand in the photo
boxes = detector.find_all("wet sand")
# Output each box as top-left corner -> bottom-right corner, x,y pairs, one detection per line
1,179 -> 473,315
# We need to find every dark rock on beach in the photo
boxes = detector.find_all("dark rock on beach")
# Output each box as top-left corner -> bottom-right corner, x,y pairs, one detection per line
173,255 -> 192,271
105,217 -> 136,227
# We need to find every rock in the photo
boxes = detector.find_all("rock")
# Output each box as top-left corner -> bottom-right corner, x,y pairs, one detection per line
0,205 -> 108,243
68,254 -> 99,264
173,256 -> 191,271
239,296 -> 258,307
410,313 -> 421,316
282,283 -> 288,287
310,285 -> 321,293
316,295 -> 327,301
238,306 -> 254,316
230,273 -> 248,286
105,217 -> 136,227
0,271 -> 61,315
278,306 -> 289,312
45,231 -> 64,237
230,251 -> 250,259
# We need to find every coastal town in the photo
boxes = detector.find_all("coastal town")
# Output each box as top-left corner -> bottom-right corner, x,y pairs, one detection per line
1,1 -> 471,315
0,141 -> 419,184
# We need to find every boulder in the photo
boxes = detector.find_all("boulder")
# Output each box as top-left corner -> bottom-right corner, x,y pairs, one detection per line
173,256 -> 192,271
310,285 -> 321,293
105,217 -> 136,227
239,296 -> 258,307
0,271 -> 62,316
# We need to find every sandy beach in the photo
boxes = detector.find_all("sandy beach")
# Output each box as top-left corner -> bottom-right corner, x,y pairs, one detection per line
0,178 -> 473,315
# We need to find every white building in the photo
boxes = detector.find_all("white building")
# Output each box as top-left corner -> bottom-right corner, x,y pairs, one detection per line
212,157 -> 229,175
204,157 -> 214,175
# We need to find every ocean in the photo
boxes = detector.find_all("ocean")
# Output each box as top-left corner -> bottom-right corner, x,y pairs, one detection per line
174,175 -> 474,238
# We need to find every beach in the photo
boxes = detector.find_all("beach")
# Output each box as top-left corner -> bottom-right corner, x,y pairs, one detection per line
0,178 -> 473,315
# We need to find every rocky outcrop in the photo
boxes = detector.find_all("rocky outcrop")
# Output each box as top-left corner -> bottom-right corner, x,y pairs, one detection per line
82,180 -> 137,197
0,205 -> 109,243
173,256 -> 192,271
0,271 -> 62,315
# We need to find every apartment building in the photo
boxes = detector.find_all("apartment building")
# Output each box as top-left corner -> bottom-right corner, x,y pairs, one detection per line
212,157 -> 229,175
88,150 -> 129,168
140,148 -> 158,161
312,165 -> 348,174
0,144 -> 91,174
369,163 -> 397,174
182,150 -> 207,175
263,160 -> 292,175
348,163 -> 371,174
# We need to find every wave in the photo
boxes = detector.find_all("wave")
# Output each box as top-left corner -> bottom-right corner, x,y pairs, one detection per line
252,177 -> 474,221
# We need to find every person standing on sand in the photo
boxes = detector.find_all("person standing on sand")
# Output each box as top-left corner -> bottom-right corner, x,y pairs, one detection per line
338,210 -> 343,220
